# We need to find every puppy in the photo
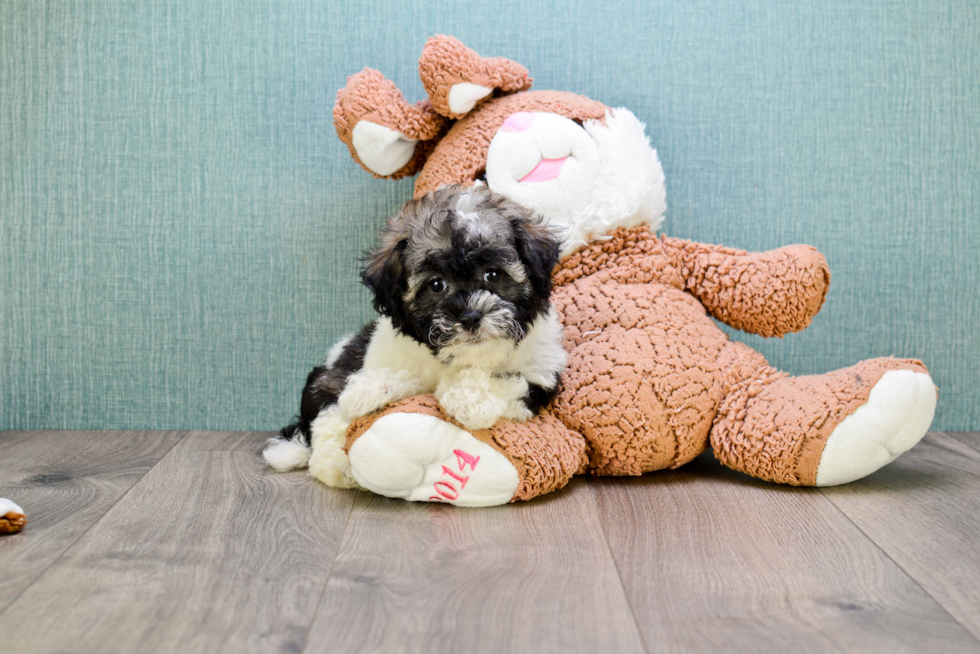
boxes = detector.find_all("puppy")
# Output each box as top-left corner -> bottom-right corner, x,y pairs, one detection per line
264,184 -> 565,472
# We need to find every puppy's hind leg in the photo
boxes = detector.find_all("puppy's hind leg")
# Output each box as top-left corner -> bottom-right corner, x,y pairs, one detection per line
311,368 -> 427,488
266,322 -> 377,472
264,364 -> 331,471
264,431 -> 313,472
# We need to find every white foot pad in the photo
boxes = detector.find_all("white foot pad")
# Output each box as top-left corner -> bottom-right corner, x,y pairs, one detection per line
447,83 -> 492,114
350,121 -> 418,176
816,370 -> 937,486
347,413 -> 519,507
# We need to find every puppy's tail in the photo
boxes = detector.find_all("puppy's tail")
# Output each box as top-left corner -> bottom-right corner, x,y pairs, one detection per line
263,423 -> 312,472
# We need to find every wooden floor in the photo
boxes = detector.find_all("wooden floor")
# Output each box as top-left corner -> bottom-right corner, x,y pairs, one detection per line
1,431 -> 979,653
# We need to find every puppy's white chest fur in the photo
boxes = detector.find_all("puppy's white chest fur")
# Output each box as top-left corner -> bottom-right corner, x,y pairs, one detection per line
337,308 -> 566,430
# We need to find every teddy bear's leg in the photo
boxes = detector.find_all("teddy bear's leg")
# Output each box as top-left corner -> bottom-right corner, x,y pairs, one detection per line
710,342 -> 937,486
418,35 -> 532,119
339,396 -> 588,506
333,69 -> 449,179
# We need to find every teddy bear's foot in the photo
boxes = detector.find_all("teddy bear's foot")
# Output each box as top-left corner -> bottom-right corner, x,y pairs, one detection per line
344,396 -> 588,504
419,35 -> 532,119
333,69 -> 449,179
815,369 -> 936,486
348,412 -> 520,507
711,348 -> 936,486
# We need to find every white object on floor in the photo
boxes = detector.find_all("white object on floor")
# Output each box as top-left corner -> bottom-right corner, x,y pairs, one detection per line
0,498 -> 24,516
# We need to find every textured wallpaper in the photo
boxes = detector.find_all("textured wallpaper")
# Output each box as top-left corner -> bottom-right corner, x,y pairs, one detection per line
1,0 -> 978,430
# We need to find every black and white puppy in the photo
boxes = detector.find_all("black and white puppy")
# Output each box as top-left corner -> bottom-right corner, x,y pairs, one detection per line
264,184 -> 565,473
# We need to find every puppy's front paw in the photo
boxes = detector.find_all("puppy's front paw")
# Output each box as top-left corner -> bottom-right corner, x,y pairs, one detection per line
441,385 -> 507,430
436,369 -> 528,430
502,399 -> 534,423
337,369 -> 425,421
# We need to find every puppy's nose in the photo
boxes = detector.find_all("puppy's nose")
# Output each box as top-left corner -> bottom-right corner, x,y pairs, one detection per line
459,309 -> 482,332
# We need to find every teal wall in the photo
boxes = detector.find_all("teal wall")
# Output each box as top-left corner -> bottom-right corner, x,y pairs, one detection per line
2,1 -> 978,431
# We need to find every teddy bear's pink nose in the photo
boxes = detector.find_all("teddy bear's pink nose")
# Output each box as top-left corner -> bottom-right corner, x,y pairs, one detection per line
501,112 -> 535,133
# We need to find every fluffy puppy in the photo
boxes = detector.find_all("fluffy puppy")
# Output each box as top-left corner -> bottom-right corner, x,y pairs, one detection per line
264,184 -> 565,473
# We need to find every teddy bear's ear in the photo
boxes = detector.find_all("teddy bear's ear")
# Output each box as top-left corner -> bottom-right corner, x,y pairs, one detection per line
333,68 -> 451,179
419,35 -> 532,120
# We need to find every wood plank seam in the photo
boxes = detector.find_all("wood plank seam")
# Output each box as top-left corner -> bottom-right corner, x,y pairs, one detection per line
589,449 -> 980,652
947,432 -> 980,457
299,489 -> 359,654
818,497 -> 980,649
0,431 -> 356,652
587,477 -> 653,654
0,430 -> 189,621
817,433 -> 980,650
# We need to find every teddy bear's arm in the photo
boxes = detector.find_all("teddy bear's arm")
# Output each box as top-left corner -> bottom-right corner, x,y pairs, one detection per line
659,235 -> 831,337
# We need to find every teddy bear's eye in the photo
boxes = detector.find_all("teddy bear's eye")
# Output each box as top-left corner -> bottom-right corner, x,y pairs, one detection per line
428,278 -> 446,293
484,269 -> 501,284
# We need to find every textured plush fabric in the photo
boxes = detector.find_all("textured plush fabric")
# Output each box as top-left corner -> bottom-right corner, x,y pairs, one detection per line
346,395 -> 588,502
344,224 -> 932,498
413,91 -> 608,198
658,236 -> 831,338
333,69 -> 449,179
419,35 -> 532,120
710,352 -> 930,485
1,1 -> 977,431
549,225 -> 832,479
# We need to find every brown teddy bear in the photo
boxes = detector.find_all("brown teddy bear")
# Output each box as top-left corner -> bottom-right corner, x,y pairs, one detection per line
309,35 -> 936,506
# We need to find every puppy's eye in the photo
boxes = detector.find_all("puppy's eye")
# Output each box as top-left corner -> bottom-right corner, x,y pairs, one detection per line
483,269 -> 501,284
427,278 -> 446,293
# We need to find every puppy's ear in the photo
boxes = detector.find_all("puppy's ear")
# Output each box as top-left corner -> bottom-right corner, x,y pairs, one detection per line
512,214 -> 561,300
361,234 -> 408,319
